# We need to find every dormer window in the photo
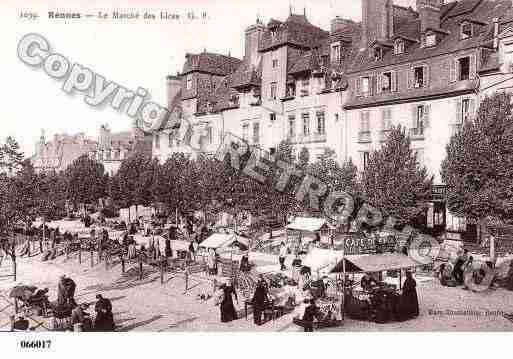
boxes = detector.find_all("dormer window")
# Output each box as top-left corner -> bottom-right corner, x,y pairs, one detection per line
460,22 -> 473,40
331,42 -> 341,63
374,47 -> 383,61
186,75 -> 193,90
394,40 -> 405,55
425,33 -> 436,47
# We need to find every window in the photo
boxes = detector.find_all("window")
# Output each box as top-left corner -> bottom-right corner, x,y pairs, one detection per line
270,82 -> 277,100
331,43 -> 341,63
270,113 -> 276,122
302,113 -> 310,136
382,108 -> 392,131
382,72 -> 392,92
359,111 -> 371,142
316,111 -> 326,135
460,22 -> 473,40
242,123 -> 249,141
271,29 -> 278,38
374,47 -> 383,61
462,99 -> 472,122
272,59 -> 279,68
300,79 -> 310,97
425,33 -> 436,47
114,150 -> 120,160
414,66 -> 425,88
186,75 -> 193,90
455,98 -> 474,127
362,151 -> 370,170
411,105 -> 427,137
169,132 -> 174,148
286,83 -> 296,97
288,115 -> 295,138
155,134 -> 160,149
252,122 -> 260,144
394,40 -> 405,55
206,126 -> 213,144
361,76 -> 370,96
321,55 -> 329,67
458,57 -> 470,81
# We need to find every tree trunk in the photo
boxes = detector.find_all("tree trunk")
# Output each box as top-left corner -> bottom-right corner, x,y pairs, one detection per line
12,255 -> 16,282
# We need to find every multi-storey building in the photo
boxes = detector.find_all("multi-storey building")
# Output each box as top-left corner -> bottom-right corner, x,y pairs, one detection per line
152,0 -> 513,239
89,124 -> 152,176
31,131 -> 97,173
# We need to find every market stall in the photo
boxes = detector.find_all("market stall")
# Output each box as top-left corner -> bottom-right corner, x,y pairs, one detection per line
286,217 -> 335,254
331,253 -> 425,324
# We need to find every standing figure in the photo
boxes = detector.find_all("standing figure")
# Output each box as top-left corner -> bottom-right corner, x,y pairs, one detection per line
302,298 -> 320,332
207,248 -> 216,275
219,279 -> 238,323
401,271 -> 419,320
279,242 -> 288,271
251,275 -> 269,326
93,294 -> 115,331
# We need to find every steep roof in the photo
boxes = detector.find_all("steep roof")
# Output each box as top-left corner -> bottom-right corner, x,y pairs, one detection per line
259,14 -> 329,52
347,0 -> 513,74
182,52 -> 242,76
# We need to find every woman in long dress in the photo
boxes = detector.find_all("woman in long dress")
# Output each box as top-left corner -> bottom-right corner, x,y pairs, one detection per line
220,280 -> 238,323
401,271 -> 419,319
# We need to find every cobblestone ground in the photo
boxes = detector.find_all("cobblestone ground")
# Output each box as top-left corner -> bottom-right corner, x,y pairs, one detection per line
1,253 -> 512,332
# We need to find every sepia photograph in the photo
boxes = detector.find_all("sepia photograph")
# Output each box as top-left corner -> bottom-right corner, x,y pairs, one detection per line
1,0 -> 513,354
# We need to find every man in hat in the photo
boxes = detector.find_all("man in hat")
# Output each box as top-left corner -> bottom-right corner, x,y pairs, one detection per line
251,275 -> 269,326
279,242 -> 288,271
94,294 -> 115,331
72,303 -> 92,331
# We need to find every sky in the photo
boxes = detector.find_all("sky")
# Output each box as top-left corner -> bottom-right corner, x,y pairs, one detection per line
0,0 -> 414,157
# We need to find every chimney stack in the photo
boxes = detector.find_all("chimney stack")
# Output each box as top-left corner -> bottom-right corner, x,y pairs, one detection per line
166,74 -> 182,108
244,21 -> 264,68
417,0 -> 442,32
493,17 -> 499,50
361,0 -> 394,49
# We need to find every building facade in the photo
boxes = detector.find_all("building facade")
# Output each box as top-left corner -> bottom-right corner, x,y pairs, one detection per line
152,0 -> 513,238
31,131 -> 97,173
89,124 -> 153,176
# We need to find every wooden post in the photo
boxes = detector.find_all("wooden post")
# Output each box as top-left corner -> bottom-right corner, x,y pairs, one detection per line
399,269 -> 402,290
121,256 -> 125,274
9,315 -> 15,331
12,246 -> 16,282
139,259 -> 143,280
90,246 -> 94,268
160,259 -> 165,285
341,234 -> 346,322
105,253 -> 109,270
27,237 -> 31,257
14,298 -> 18,314
184,269 -> 189,292
78,239 -> 82,264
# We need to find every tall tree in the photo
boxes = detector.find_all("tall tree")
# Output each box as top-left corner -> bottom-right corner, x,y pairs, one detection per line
64,154 -> 107,207
362,126 -> 433,226
0,136 -> 24,175
441,92 -> 513,223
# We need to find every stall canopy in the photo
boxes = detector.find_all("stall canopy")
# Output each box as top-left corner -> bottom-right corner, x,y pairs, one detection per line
286,217 -> 333,232
302,248 -> 344,272
331,253 -> 421,273
200,233 -> 249,250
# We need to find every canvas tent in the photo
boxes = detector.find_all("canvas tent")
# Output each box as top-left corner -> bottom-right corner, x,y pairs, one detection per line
286,217 -> 333,232
200,233 -> 249,251
302,248 -> 344,273
330,253 -> 421,273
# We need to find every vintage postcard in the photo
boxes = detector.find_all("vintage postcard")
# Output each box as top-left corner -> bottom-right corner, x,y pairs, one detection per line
1,0 -> 513,350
